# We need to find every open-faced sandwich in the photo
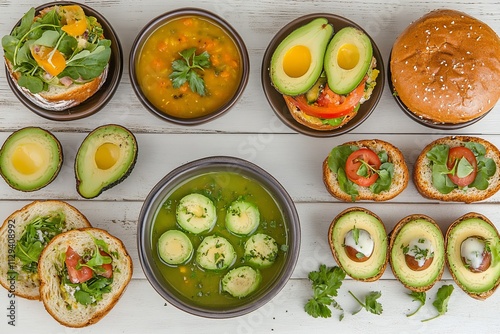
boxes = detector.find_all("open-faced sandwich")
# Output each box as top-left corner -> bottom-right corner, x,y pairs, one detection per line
1,4 -> 112,110
0,200 -> 91,300
414,136 -> 500,203
270,18 -> 380,130
323,139 -> 409,201
38,227 -> 132,327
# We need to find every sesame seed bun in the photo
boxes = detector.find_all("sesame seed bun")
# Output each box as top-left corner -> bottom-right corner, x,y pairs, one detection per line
390,9 -> 500,124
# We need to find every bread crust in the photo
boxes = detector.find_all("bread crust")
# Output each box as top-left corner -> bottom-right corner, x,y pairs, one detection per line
323,139 -> 409,201
413,136 -> 500,203
38,227 -> 132,327
390,9 -> 500,124
0,200 -> 91,300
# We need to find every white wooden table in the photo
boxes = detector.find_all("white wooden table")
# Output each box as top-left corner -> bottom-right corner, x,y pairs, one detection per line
1,0 -> 500,332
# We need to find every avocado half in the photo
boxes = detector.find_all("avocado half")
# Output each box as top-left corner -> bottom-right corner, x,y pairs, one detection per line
446,212 -> 500,300
0,127 -> 62,191
324,27 -> 373,95
328,207 -> 388,281
75,124 -> 138,199
389,214 -> 445,292
270,17 -> 333,96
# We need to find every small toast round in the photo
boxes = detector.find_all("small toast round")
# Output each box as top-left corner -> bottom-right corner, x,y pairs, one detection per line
38,227 -> 132,327
323,139 -> 409,201
0,200 -> 91,300
414,136 -> 500,203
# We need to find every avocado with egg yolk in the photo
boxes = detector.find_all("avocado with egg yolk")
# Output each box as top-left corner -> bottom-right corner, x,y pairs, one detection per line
445,213 -> 500,300
270,17 -> 333,96
0,127 -> 62,191
324,27 -> 373,95
75,124 -> 138,199
389,215 -> 445,292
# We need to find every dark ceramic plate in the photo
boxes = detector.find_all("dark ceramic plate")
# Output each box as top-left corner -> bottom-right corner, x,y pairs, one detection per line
387,53 -> 490,130
129,8 -> 249,126
5,1 -> 123,121
261,13 -> 385,137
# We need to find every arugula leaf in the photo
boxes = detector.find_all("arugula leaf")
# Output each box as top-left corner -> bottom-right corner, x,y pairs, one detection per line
406,291 -> 426,317
349,290 -> 383,315
169,47 -> 211,96
18,73 -> 45,94
60,40 -> 112,80
12,7 -> 35,39
304,264 -> 346,319
34,30 -> 59,47
422,284 -> 454,322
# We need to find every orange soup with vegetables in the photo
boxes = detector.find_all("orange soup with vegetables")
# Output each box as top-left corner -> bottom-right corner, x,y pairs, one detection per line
136,16 -> 243,118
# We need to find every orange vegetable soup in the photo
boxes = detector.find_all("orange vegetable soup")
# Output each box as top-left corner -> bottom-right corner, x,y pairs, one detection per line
136,16 -> 243,118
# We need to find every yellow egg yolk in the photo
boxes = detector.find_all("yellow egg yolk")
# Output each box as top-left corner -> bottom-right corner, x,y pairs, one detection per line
283,45 -> 311,78
31,45 -> 66,77
337,43 -> 359,70
11,143 -> 48,175
61,5 -> 87,37
95,143 -> 120,170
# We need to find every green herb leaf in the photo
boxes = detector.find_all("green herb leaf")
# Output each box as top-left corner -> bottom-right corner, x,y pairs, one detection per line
60,40 -> 112,80
304,264 -> 345,319
12,7 -> 35,39
348,290 -> 383,315
33,30 -> 60,47
422,284 -> 454,322
352,226 -> 360,245
169,47 -> 211,96
406,291 -> 426,317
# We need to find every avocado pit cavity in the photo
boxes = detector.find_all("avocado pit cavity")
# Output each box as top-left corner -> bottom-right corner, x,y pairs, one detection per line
344,228 -> 373,262
461,236 -> 491,273
403,238 -> 434,271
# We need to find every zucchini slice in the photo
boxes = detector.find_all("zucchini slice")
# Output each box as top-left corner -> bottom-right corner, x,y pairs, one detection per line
176,193 -> 217,234
196,235 -> 236,271
244,233 -> 279,267
222,266 -> 262,298
225,200 -> 260,236
157,230 -> 193,265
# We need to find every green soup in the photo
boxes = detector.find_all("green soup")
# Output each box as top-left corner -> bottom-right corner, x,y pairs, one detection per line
151,171 -> 289,309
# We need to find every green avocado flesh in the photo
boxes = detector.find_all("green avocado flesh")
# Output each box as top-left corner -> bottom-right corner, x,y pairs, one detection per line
324,27 -> 373,95
446,218 -> 500,296
270,17 -> 333,96
390,219 -> 445,290
75,124 -> 138,199
331,210 -> 387,280
0,127 -> 62,191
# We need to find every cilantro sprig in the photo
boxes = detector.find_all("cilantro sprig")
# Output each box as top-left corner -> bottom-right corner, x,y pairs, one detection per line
348,290 -> 383,315
169,47 -> 211,96
406,291 -> 426,317
304,265 -> 346,320
422,285 -> 454,322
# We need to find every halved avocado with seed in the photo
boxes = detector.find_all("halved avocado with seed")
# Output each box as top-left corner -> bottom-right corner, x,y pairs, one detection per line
0,127 -> 62,191
75,124 -> 138,199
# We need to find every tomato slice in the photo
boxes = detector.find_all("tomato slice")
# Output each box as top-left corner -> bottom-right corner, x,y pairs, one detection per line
283,79 -> 365,119
65,246 -> 93,284
99,250 -> 113,278
345,148 -> 381,187
447,146 -> 477,187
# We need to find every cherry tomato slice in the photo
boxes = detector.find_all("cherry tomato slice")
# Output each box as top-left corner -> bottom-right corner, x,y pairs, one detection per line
345,148 -> 381,187
447,146 -> 477,187
65,246 -> 93,284
99,250 -> 113,278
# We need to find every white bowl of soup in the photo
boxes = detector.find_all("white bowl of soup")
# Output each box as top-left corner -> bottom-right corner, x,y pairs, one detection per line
137,156 -> 301,318
129,8 -> 249,125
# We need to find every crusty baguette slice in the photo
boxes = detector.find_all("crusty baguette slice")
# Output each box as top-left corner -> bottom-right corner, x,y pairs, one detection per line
38,227 -> 132,328
0,200 -> 91,300
323,139 -> 409,201
414,136 -> 500,203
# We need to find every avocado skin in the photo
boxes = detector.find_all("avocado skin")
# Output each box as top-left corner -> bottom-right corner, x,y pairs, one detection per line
74,124 -> 138,199
324,27 -> 373,95
0,127 -> 63,192
270,17 -> 333,96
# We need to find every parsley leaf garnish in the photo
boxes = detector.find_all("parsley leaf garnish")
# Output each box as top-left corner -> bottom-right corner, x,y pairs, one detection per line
169,47 -> 211,96
304,264 -> 346,320
406,291 -> 426,317
422,284 -> 454,322
349,290 -> 383,315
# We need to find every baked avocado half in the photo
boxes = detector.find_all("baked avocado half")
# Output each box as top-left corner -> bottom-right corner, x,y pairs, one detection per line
0,127 -> 62,191
75,124 -> 138,199
389,214 -> 445,292
270,17 -> 333,96
328,207 -> 388,281
446,212 -> 500,300
324,27 -> 373,95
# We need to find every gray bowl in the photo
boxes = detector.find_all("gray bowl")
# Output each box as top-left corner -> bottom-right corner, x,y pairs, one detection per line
137,156 -> 300,318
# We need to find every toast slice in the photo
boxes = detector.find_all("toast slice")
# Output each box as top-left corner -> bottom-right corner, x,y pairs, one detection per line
413,136 -> 500,203
323,139 -> 409,201
0,200 -> 91,300
38,227 -> 132,327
